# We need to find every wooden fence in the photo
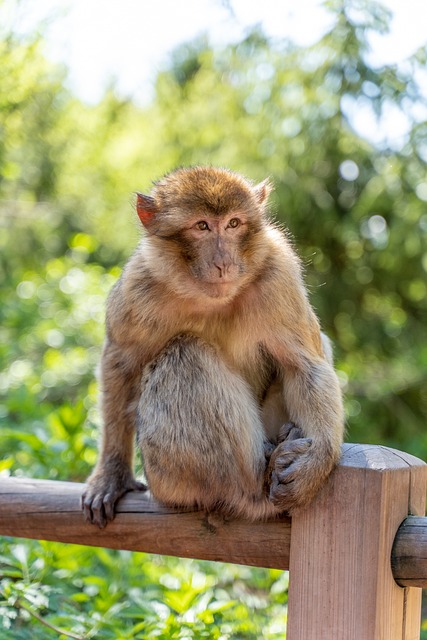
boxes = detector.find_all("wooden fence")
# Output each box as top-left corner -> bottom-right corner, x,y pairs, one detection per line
1,443 -> 427,639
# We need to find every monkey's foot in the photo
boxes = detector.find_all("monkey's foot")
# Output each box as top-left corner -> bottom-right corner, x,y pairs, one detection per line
267,425 -> 319,513
269,431 -> 339,514
82,473 -> 146,529
277,421 -> 304,443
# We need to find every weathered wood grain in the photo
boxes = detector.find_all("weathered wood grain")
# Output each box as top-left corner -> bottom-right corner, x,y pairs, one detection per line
0,476 -> 291,569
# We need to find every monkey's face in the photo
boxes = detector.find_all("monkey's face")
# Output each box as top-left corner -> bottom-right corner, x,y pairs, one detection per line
136,166 -> 272,302
177,211 -> 259,299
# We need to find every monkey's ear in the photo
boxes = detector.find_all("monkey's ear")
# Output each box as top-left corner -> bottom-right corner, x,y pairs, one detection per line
136,193 -> 158,227
254,178 -> 273,205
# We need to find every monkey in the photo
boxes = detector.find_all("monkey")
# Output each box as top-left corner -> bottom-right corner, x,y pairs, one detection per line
82,166 -> 344,528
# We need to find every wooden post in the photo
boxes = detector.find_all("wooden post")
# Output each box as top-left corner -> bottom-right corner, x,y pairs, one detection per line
287,443 -> 427,640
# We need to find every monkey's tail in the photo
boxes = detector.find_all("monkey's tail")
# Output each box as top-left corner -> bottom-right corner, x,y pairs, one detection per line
212,492 -> 281,522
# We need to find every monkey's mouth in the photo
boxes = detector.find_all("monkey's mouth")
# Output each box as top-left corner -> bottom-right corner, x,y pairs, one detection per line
188,265 -> 242,299
201,280 -> 238,299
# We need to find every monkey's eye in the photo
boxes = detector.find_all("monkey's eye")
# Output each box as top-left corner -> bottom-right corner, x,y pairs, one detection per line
195,221 -> 209,231
227,218 -> 241,229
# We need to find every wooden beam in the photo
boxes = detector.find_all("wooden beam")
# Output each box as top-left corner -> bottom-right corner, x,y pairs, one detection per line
392,516 -> 427,588
0,476 -> 291,570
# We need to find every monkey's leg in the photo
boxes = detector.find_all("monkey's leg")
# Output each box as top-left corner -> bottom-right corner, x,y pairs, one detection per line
138,334 -> 277,519
82,340 -> 146,528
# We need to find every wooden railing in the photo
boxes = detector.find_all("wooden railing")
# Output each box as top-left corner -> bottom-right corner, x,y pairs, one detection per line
1,443 -> 426,640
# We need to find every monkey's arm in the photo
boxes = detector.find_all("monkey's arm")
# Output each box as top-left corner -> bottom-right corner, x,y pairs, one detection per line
82,266 -> 160,527
82,339 -> 146,528
265,321 -> 344,513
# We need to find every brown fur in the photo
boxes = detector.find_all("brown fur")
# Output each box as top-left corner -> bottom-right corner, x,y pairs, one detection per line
82,166 -> 344,527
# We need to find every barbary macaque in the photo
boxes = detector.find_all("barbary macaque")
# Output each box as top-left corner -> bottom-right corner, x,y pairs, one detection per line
82,166 -> 344,528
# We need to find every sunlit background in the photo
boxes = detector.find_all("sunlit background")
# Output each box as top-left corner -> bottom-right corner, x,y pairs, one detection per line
5,0 -> 427,143
1,0 -> 427,637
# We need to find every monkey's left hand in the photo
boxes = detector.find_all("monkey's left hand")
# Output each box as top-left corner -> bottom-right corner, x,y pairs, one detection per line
267,423 -> 334,513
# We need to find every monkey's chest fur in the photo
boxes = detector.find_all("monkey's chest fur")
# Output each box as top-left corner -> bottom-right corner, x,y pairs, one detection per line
216,336 -> 278,405
151,305 -> 279,406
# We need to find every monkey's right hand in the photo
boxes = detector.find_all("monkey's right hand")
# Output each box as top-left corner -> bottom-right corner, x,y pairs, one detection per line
82,465 -> 146,528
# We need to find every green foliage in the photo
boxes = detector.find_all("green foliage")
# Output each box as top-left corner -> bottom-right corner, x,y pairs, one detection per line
1,0 -> 427,636
0,544 -> 287,639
